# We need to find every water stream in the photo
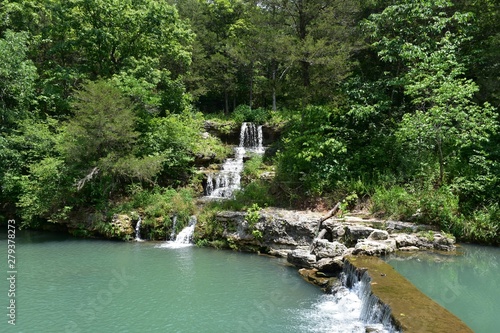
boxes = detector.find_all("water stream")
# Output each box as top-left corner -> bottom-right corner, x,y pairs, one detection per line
157,216 -> 197,249
205,122 -> 264,199
134,216 -> 142,241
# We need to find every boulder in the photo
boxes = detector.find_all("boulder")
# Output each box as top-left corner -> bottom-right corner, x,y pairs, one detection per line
432,233 -> 456,251
353,239 -> 395,256
343,225 -> 375,246
399,246 -> 420,252
392,234 -> 421,248
287,249 -> 317,268
298,268 -> 338,290
367,229 -> 389,241
312,240 -> 347,259
313,257 -> 344,274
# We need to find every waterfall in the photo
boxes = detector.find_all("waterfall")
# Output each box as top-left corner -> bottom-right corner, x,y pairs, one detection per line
205,122 -> 264,198
240,122 -> 264,153
156,216 -> 197,249
170,215 -> 177,241
340,262 -> 399,332
135,216 -> 143,241
302,263 -> 399,333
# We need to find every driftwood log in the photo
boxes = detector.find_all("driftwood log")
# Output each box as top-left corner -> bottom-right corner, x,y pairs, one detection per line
309,202 -> 341,253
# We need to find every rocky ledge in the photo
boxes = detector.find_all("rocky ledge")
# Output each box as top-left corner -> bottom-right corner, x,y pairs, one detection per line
210,208 -> 456,275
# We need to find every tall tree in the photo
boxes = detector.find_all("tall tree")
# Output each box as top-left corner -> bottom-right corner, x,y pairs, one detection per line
365,0 -> 498,187
0,30 -> 38,132
34,0 -> 194,115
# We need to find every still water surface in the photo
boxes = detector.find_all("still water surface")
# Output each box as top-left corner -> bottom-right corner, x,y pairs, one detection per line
0,230 -> 363,333
385,244 -> 500,333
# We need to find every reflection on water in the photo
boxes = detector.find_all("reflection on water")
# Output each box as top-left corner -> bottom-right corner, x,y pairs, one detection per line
385,244 -> 500,333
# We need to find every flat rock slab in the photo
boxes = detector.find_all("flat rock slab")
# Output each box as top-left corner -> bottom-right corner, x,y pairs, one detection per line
346,256 -> 473,333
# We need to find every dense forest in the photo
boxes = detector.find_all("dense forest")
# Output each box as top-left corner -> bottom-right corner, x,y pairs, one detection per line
0,0 -> 498,244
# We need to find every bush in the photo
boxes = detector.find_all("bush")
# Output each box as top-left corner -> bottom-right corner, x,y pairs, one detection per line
463,204 -> 500,244
370,186 -> 418,220
111,186 -> 196,240
232,105 -> 270,124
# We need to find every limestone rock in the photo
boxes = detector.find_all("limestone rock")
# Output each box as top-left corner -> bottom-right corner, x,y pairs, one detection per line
313,257 -> 344,274
353,239 -> 395,256
399,246 -> 420,251
287,249 -> 317,268
367,229 -> 389,241
392,233 -> 421,248
343,225 -> 375,246
432,233 -> 456,251
312,240 -> 347,259
109,214 -> 135,239
298,268 -> 338,290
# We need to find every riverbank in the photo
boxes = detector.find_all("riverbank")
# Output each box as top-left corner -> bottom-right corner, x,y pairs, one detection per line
193,207 -> 475,332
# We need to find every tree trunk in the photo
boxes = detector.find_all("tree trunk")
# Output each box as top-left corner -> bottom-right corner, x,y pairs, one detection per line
224,90 -> 229,115
249,66 -> 253,109
272,68 -> 277,111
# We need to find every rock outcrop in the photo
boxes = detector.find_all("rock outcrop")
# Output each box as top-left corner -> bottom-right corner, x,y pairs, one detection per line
207,208 -> 457,274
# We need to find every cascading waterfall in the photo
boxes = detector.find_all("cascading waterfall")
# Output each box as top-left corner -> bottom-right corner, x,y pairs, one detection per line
156,216 -> 197,249
205,122 -> 264,198
302,262 -> 399,333
135,216 -> 143,241
170,215 -> 177,241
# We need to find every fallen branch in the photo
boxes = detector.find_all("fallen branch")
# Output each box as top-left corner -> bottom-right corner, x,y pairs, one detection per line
76,167 -> 100,191
309,201 -> 341,253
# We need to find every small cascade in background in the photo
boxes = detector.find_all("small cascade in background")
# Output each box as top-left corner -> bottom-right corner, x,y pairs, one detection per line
205,122 -> 264,199
239,122 -> 264,153
170,215 -> 177,241
134,216 -> 143,241
157,216 -> 197,249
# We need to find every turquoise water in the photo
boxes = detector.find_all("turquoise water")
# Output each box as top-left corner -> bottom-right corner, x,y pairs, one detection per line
0,230 -> 358,333
385,244 -> 500,333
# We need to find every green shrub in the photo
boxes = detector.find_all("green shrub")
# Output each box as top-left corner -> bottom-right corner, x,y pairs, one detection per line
370,186 -> 418,220
232,105 -> 270,124
242,155 -> 264,179
418,186 -> 462,233
463,204 -> 500,244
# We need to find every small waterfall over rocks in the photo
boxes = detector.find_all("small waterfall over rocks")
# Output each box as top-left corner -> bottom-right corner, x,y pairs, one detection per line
170,215 -> 177,241
336,262 -> 399,332
205,122 -> 264,199
302,261 -> 400,333
156,216 -> 197,249
134,216 -> 143,241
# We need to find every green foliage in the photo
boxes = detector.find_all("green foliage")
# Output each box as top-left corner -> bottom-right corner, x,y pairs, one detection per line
276,106 -> 347,196
463,204 -> 500,245
370,186 -> 419,220
112,186 -> 196,240
339,193 -> 359,217
17,157 -> 71,227
242,154 -> 263,179
62,80 -> 163,187
232,105 -> 270,124
0,30 -> 37,131
245,203 -> 261,227
143,111 -> 230,183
